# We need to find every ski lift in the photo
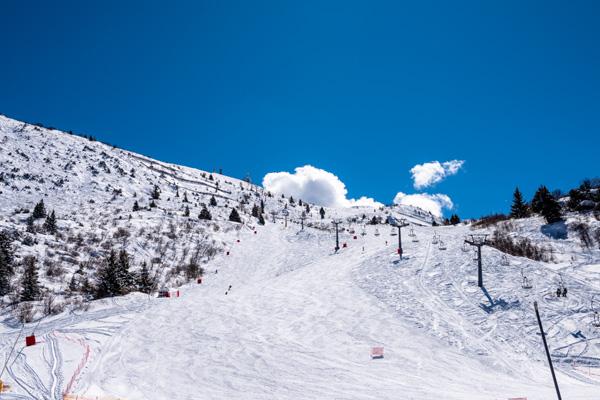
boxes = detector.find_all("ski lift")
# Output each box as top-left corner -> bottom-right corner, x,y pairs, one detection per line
390,227 -> 397,236
556,273 -> 567,297
412,234 -> 419,243
361,225 -> 367,236
408,228 -> 416,237
374,228 -> 380,237
438,240 -> 446,250
432,232 -> 439,244
591,296 -> 600,328
461,242 -> 469,252
501,254 -> 509,266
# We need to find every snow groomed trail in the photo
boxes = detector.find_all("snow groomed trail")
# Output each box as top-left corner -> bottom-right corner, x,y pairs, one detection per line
3,222 -> 600,399
75,224 -> 599,399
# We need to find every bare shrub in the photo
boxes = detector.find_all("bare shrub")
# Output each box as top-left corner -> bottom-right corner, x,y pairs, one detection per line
488,230 -> 552,262
42,294 -> 64,316
15,302 -> 35,323
472,214 -> 509,229
571,222 -> 593,249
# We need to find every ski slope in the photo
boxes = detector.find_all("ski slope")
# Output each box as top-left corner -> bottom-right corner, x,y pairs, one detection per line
4,221 -> 599,400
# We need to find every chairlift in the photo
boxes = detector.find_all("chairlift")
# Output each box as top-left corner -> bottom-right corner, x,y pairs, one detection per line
408,228 -> 416,237
461,242 -> 469,252
412,234 -> 419,243
438,240 -> 446,250
521,276 -> 533,289
374,228 -> 380,237
390,227 -> 397,236
501,254 -> 509,266
591,296 -> 600,328
361,225 -> 367,236
432,232 -> 439,244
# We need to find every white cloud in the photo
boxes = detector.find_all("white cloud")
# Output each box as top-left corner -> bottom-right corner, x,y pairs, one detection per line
263,165 -> 382,208
393,192 -> 454,218
410,160 -> 464,189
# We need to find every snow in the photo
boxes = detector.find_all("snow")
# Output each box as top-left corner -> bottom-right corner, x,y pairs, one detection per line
1,115 -> 600,399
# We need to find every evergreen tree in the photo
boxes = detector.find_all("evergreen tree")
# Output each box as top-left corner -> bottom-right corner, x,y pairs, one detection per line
132,200 -> 140,212
184,205 -> 190,217
289,196 -> 295,205
229,208 -> 242,223
209,196 -> 218,207
199,207 -> 212,220
175,187 -> 180,197
116,250 -> 134,294
510,187 -> 529,219
449,214 -> 461,225
20,256 -> 40,301
43,210 -> 57,234
0,231 -> 15,296
32,199 -> 46,219
26,215 -> 35,233
209,174 -> 214,181
531,185 -> 551,213
541,196 -> 563,224
305,203 -> 310,214
319,207 -> 325,219
149,200 -> 157,208
258,214 -> 265,225
95,250 -> 120,299
68,274 -> 79,293
151,184 -> 161,200
298,199 -> 303,206
183,192 -> 189,203
137,262 -> 155,294
251,204 -> 260,218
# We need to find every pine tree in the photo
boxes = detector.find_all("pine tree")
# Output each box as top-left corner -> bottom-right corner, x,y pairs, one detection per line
531,185 -> 550,213
183,192 -> 189,203
199,207 -> 212,220
229,208 -> 242,223
149,200 -> 157,208
184,205 -> 190,217
298,199 -> 303,206
137,262 -> 155,294
26,215 -> 35,233
258,214 -> 265,225
155,184 -> 161,199
32,199 -> 46,219
209,174 -> 214,181
531,185 -> 563,223
289,196 -> 295,205
251,204 -> 260,218
20,256 -> 40,301
95,250 -> 120,299
0,231 -> 15,296
449,214 -> 461,225
132,200 -> 140,212
541,196 -> 563,224
116,250 -> 134,295
319,207 -> 325,219
43,210 -> 57,234
305,203 -> 310,214
260,199 -> 265,214
209,196 -> 217,207
68,274 -> 79,293
510,187 -> 529,219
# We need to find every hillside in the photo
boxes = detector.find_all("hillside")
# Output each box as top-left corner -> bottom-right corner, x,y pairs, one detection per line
1,115 -> 600,399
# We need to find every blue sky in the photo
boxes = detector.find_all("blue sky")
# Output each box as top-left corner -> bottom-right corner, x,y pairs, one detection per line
1,1 -> 599,218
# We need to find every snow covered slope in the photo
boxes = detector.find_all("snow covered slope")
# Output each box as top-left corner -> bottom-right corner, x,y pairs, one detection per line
1,114 -> 600,399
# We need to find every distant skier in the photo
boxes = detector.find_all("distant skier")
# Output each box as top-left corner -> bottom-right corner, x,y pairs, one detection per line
562,287 -> 567,297
225,284 -> 232,295
215,269 -> 218,274
556,288 -> 561,297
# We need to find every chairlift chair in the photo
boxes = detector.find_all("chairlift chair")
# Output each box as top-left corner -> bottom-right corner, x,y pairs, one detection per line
592,312 -> 600,328
390,227 -> 397,236
438,240 -> 447,250
432,233 -> 439,244
412,234 -> 419,243
521,276 -> 533,289
408,228 -> 416,237
501,254 -> 509,266
374,228 -> 380,236
461,242 -> 469,252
